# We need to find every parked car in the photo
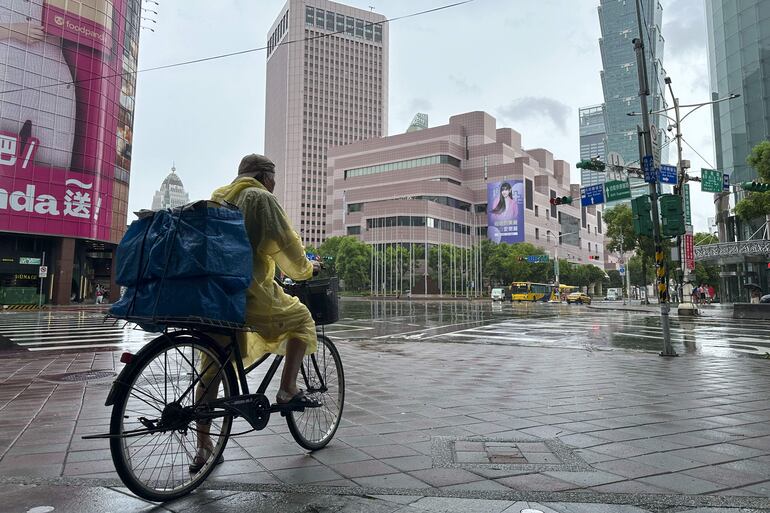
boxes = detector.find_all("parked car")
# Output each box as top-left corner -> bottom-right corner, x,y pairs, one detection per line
760,294 -> 770,304
605,290 -> 619,301
491,287 -> 506,301
567,292 -> 592,305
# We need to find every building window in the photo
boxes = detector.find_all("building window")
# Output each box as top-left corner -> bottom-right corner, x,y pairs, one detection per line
597,211 -> 602,234
347,203 -> 362,213
347,225 -> 361,235
374,24 -> 382,42
475,204 -> 487,214
535,228 -> 540,240
525,179 -> 534,210
535,205 -> 539,217
581,207 -> 587,228
305,6 -> 314,26
344,155 -> 461,179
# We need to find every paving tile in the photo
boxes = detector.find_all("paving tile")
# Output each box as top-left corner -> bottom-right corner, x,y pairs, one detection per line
363,444 -> 420,459
330,459 -> 397,478
408,467 -> 484,487
496,473 -> 576,491
271,466 -> 345,485
628,451 -> 704,472
257,454 -> 320,471
380,455 -> 434,472
638,473 -> 726,494
409,497 -> 514,513
592,458 -> 669,479
353,472 -> 431,490
311,446 -> 372,465
682,464 -> 767,488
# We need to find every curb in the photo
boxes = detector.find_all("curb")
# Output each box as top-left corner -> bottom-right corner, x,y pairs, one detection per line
1,304 -> 46,311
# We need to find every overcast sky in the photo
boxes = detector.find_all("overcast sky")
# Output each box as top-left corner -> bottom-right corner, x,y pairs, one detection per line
130,0 -> 717,232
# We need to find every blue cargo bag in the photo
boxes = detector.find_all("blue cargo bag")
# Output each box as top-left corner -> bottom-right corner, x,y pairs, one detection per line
110,200 -> 252,330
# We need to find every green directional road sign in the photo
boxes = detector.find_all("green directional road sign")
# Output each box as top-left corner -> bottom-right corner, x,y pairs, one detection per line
683,184 -> 692,225
604,180 -> 632,202
701,168 -> 724,193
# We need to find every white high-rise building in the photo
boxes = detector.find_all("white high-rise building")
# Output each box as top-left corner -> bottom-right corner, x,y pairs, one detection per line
151,166 -> 190,210
264,0 -> 389,247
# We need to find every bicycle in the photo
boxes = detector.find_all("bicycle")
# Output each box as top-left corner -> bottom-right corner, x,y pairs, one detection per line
85,280 -> 344,502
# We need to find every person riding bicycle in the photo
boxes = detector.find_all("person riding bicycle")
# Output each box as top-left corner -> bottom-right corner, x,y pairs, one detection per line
192,154 -> 320,471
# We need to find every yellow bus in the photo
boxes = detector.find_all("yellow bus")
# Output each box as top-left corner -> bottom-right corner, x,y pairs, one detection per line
510,282 -> 553,302
553,284 -> 577,302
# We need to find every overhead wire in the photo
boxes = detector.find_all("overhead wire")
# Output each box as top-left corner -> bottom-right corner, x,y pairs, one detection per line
681,136 -> 717,170
0,0 -> 473,96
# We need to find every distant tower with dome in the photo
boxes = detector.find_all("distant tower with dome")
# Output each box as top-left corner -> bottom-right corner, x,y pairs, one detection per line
151,165 -> 190,210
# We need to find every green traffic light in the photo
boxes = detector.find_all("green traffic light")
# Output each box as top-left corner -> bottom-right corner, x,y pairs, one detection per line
743,181 -> 770,192
631,195 -> 653,237
659,194 -> 686,238
562,196 -> 573,205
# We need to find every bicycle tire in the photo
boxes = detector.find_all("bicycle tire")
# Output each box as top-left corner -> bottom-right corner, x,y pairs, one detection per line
286,335 -> 345,451
109,331 -> 237,502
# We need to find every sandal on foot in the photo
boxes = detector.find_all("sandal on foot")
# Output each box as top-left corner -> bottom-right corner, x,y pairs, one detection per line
189,449 -> 224,473
276,389 -> 321,411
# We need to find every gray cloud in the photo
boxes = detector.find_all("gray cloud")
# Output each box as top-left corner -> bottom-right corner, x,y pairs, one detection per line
663,0 -> 708,56
497,97 -> 571,134
448,74 -> 481,94
407,97 -> 432,112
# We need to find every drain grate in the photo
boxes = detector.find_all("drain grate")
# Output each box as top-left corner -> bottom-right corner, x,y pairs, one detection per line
39,370 -> 116,383
432,437 -> 591,472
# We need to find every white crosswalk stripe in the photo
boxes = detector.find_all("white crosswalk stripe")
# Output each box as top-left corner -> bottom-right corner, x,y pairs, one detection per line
437,314 -> 770,357
0,312 -> 157,352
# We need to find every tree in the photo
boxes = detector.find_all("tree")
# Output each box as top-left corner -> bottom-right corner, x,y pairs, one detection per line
604,205 -> 637,254
735,140 -> 770,221
607,270 -> 623,288
334,237 -> 371,292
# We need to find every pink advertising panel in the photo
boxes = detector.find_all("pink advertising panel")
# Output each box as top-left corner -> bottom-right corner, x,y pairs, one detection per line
0,0 -> 139,242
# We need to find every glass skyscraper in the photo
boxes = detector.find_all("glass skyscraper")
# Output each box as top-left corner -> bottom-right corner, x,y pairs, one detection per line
579,104 -> 607,187
706,0 -> 770,302
598,0 -> 668,198
707,0 -> 770,186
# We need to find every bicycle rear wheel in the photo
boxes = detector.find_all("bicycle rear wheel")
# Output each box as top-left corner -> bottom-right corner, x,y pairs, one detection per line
109,332 -> 237,501
286,334 -> 345,451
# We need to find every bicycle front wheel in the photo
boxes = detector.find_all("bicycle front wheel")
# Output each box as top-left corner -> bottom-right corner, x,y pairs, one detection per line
109,332 -> 237,502
286,334 -> 345,451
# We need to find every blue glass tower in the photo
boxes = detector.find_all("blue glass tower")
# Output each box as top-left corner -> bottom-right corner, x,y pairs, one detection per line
598,0 -> 668,197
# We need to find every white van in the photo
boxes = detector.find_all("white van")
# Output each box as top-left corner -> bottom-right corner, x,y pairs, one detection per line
491,288 -> 506,301
606,289 -> 619,301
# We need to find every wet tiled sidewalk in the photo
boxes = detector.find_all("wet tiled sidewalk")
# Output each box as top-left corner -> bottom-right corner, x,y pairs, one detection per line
1,340 -> 769,510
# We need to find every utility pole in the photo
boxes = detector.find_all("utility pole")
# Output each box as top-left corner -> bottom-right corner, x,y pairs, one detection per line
633,0 -> 676,356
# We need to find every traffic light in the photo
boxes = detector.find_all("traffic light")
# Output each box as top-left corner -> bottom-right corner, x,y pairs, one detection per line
588,255 -> 601,260
631,195 -> 654,237
741,181 -> 770,192
576,159 -> 606,172
659,194 -> 686,238
549,196 -> 574,206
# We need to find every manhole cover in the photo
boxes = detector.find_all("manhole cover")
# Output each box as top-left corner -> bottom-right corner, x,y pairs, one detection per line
432,437 -> 591,472
38,370 -> 116,383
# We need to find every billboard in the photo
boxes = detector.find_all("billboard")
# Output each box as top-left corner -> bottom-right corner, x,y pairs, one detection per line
487,180 -> 524,244
0,0 -> 140,243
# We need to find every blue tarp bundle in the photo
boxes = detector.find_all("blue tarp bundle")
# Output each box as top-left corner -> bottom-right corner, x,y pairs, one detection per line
110,201 -> 252,330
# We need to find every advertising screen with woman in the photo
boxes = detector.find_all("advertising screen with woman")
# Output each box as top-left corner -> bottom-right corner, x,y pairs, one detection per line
0,0 -> 140,243
487,180 -> 524,243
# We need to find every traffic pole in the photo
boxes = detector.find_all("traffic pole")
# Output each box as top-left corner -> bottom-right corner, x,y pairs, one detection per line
633,0 -> 676,357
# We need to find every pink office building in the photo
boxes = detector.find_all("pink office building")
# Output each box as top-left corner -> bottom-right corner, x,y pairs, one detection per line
326,111 -> 605,266
265,0 -> 388,248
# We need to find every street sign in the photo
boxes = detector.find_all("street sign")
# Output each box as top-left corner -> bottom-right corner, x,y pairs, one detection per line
650,124 -> 660,168
683,184 -> 692,224
38,266 -> 48,278
580,184 -> 605,206
684,230 -> 695,271
659,164 -> 677,185
642,155 -> 656,183
701,168 -> 724,193
619,266 -> 626,276
605,180 -> 632,202
526,255 -> 549,263
19,257 -> 41,265
723,173 -> 731,191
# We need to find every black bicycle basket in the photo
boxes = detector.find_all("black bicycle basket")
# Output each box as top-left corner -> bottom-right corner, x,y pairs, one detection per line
285,277 -> 339,325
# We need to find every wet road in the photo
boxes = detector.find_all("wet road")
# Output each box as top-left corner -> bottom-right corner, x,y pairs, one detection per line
0,300 -> 767,358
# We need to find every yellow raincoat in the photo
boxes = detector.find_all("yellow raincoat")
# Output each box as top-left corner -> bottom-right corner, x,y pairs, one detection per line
208,177 -> 317,367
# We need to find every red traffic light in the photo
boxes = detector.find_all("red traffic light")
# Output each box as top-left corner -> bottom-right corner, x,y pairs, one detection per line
549,197 -> 557,206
